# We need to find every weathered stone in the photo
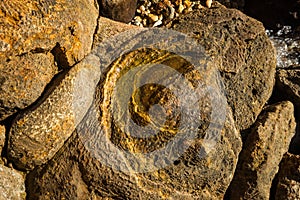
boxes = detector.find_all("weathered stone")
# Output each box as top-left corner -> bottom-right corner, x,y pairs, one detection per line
99,0 -> 137,23
169,2 -> 276,130
0,0 -> 98,120
0,53 -> 57,121
26,48 -> 242,199
7,54 -> 100,170
93,17 -> 140,48
0,125 -> 5,154
275,153 -> 300,200
228,101 -> 296,199
0,164 -> 26,200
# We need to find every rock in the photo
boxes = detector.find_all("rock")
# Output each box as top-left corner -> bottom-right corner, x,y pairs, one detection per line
7,54 -> 100,170
275,153 -> 300,200
0,164 -> 26,200
169,2 -> 276,130
0,125 -> 5,154
26,46 -> 242,199
0,53 -> 57,121
99,0 -> 137,23
93,17 -> 140,47
0,0 -> 98,121
217,0 -> 245,10
228,101 -> 296,199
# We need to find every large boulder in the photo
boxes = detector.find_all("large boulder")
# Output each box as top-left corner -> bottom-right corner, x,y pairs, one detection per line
7,55 -> 100,170
169,2 -> 276,130
0,0 -> 98,121
228,101 -> 296,199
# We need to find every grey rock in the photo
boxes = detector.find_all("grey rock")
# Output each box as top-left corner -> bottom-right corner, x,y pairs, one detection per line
169,2 -> 276,130
275,153 -> 300,200
7,54 -> 101,170
0,164 -> 26,200
99,0 -> 137,23
228,101 -> 296,200
0,0 -> 98,121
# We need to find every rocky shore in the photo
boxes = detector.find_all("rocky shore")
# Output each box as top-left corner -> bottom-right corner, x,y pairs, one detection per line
0,0 -> 300,199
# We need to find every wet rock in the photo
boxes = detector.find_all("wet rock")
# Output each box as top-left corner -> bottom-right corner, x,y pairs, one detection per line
0,53 -> 57,121
228,101 -> 296,199
169,2 -> 276,130
0,0 -> 98,121
0,164 -> 26,200
26,47 -> 242,199
7,54 -> 100,170
275,153 -> 300,200
99,0 -> 138,23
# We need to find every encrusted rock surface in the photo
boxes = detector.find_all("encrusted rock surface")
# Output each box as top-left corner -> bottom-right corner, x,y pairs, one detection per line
275,153 -> 300,200
26,47 -> 242,199
0,164 -> 26,200
7,54 -> 100,170
228,101 -> 296,199
0,0 -> 98,121
169,2 -> 276,130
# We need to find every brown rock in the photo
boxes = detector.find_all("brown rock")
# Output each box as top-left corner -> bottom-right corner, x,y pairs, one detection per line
0,164 -> 26,200
7,54 -> 100,170
0,53 -> 57,121
169,2 -> 276,130
228,101 -> 296,199
0,0 -> 98,120
275,153 -> 300,200
26,47 -> 242,199
99,0 -> 137,23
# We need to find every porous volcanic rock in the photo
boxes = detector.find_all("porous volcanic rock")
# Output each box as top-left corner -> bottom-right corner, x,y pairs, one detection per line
228,101 -> 296,199
7,54 -> 100,170
275,153 -> 300,200
0,0 -> 98,121
99,0 -> 137,23
0,164 -> 26,200
26,47 -> 242,199
169,2 -> 276,130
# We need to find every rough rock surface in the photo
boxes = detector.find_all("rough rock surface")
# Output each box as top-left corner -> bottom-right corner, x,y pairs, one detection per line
26,47 -> 242,199
169,2 -> 276,130
0,53 -> 57,121
228,101 -> 296,199
0,0 -> 98,121
0,164 -> 26,200
7,54 -> 100,170
275,153 -> 300,200
99,0 -> 137,23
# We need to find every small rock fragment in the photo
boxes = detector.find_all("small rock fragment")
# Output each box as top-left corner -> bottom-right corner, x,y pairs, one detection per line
206,0 -> 212,8
228,101 -> 296,200
0,164 -> 26,200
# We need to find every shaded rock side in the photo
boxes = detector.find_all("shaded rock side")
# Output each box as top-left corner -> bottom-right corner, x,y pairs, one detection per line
7,54 -> 100,170
169,2 -> 276,130
275,153 -> 300,200
228,101 -> 296,200
0,125 -> 5,155
0,164 -> 26,200
0,0 -> 98,121
26,48 -> 242,199
0,52 -> 57,121
99,0 -> 137,23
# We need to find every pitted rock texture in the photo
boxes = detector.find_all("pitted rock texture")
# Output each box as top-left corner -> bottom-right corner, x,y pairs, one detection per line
0,164 -> 26,200
169,2 -> 276,130
99,0 -> 137,23
0,52 -> 56,121
228,101 -> 296,200
7,54 -> 100,170
0,0 -> 98,121
275,153 -> 300,200
26,48 -> 242,200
